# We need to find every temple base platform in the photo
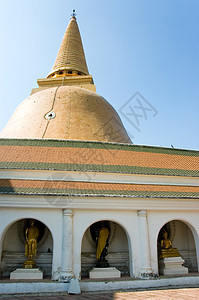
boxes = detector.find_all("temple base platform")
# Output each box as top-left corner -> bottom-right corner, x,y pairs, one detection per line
10,268 -> 43,279
89,267 -> 121,279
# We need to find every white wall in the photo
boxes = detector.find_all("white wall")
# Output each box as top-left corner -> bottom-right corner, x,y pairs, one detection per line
1,199 -> 199,280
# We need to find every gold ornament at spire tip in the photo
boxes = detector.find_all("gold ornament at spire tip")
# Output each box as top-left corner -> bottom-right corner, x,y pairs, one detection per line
71,9 -> 77,18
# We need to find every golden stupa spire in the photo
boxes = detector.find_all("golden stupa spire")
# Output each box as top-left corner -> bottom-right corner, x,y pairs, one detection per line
47,10 -> 89,78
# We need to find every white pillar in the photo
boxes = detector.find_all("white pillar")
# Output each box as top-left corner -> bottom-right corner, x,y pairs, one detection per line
60,209 -> 74,281
137,210 -> 152,277
0,234 -> 3,274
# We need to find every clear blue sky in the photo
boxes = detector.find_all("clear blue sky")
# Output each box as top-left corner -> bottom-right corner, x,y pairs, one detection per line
0,0 -> 198,150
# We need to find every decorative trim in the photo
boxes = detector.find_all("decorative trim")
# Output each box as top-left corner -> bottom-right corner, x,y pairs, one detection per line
38,75 -> 94,87
137,210 -> 147,217
63,209 -> 74,217
169,221 -> 176,243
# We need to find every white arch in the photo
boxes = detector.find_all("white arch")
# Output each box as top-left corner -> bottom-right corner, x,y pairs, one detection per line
0,209 -> 63,280
0,217 -> 54,276
0,216 -> 54,259
80,218 -> 132,278
1,216 -> 54,244
80,217 -> 132,251
155,217 -> 198,243
156,218 -> 199,273
147,212 -> 199,276
73,211 -> 139,280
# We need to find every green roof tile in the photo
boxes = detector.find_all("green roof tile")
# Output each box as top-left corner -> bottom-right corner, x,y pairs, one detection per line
0,138 -> 198,157
0,186 -> 198,199
0,161 -> 198,177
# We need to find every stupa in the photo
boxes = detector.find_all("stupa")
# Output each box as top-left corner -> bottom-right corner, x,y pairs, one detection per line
0,12 -> 198,295
0,15 -> 131,144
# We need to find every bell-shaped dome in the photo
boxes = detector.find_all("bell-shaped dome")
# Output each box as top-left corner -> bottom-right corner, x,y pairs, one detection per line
0,86 -> 131,143
0,14 -> 132,144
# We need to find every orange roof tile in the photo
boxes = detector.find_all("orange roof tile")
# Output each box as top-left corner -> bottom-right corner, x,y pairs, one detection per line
0,139 -> 198,177
0,179 -> 198,198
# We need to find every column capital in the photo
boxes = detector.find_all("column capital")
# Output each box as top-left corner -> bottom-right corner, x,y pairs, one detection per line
137,210 -> 147,217
63,209 -> 74,217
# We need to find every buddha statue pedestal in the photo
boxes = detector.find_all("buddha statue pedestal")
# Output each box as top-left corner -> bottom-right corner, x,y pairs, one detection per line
89,267 -> 121,279
159,249 -> 188,275
23,258 -> 37,269
10,268 -> 43,279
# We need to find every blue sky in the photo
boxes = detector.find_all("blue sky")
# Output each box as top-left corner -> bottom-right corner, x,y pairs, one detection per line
0,0 -> 198,150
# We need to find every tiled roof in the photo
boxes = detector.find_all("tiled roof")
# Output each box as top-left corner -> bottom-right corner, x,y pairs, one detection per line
0,179 -> 199,198
0,138 -> 199,177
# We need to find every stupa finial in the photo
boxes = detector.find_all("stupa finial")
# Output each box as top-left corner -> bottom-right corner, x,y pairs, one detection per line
71,9 -> 77,18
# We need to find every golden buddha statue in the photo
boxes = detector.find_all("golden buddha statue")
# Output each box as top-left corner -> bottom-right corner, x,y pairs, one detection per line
159,230 -> 180,259
95,222 -> 110,267
23,220 -> 39,268
96,226 -> 109,260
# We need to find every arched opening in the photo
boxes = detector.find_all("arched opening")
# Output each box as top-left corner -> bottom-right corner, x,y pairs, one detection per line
81,220 -> 130,278
0,218 -> 53,278
157,220 -> 198,275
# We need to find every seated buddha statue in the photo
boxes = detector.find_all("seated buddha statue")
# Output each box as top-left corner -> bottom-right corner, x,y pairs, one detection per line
159,230 -> 180,258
